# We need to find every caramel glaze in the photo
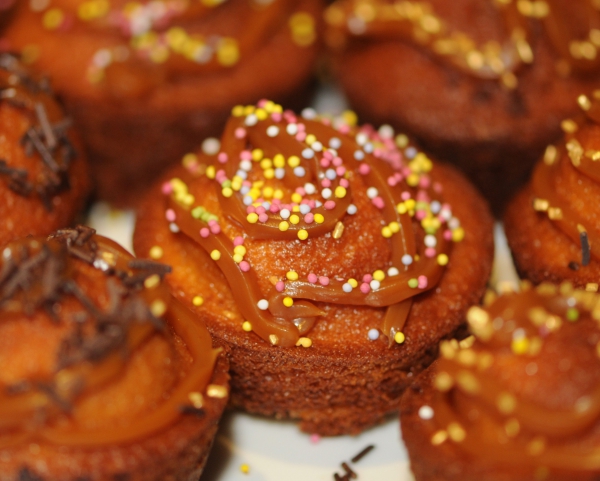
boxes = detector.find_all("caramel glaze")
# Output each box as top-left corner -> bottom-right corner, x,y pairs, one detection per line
0,227 -> 219,448
165,101 -> 461,348
531,91 -> 600,260
326,0 -> 600,85
424,283 -> 600,474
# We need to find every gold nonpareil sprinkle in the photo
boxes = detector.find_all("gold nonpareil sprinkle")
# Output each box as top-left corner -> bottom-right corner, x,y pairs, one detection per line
207,384 -> 228,398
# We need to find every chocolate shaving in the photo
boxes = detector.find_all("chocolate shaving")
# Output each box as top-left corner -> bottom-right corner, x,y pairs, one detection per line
580,231 -> 591,266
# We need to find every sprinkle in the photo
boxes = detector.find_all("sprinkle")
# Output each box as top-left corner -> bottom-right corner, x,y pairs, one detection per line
207,384 -> 228,398
169,223 -> 180,233
283,297 -> 294,307
286,271 -> 299,281
418,276 -> 428,289
257,299 -> 269,310
314,214 -> 325,224
347,204 -> 357,215
307,273 -> 318,283
342,283 -> 353,293
368,328 -> 380,340
418,405 -> 434,420
280,208 -> 291,219
298,229 -> 309,240
240,464 -> 250,474
310,434 -> 321,444
266,125 -> 279,137
150,300 -> 167,317
348,278 -> 358,288
247,213 -> 259,224
242,321 -> 252,332
408,278 -> 418,288
437,254 -> 449,266
210,250 -> 221,261
269,334 -> 279,345
579,228 -> 591,266
192,296 -> 204,306
366,187 -> 378,199
402,254 -> 413,266
351,445 -> 375,463
296,337 -> 312,348
431,430 -> 448,446
149,246 -> 163,259
360,283 -> 370,294
318,276 -> 330,286
302,148 -> 314,159
394,331 -> 406,344
239,261 -> 250,272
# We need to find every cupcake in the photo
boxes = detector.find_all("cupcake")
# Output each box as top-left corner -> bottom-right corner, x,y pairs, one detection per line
504,89 -> 600,288
324,0 -> 600,214
0,52 -> 89,246
0,226 -> 228,480
401,283 -> 600,481
2,0 -> 321,205
133,100 -> 494,435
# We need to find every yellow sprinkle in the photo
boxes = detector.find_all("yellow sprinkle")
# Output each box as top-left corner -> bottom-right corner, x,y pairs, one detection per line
216,37 -> 239,66
405,199 -> 416,210
296,337 -> 313,347
244,105 -> 255,116
348,278 -> 358,288
43,8 -> 64,29
260,159 -> 272,170
273,154 -> 285,168
381,226 -> 393,238
341,110 -> 358,127
314,214 -> 325,224
150,300 -> 167,317
242,321 -> 252,332
273,189 -> 284,200
149,246 -> 163,260
144,274 -> 161,289
210,250 -> 221,261
437,253 -> 449,266
373,270 -> 385,281
286,271 -> 299,281
497,392 -> 517,414
334,186 -> 347,198
389,222 -> 400,233
447,422 -> 466,442
188,392 -> 204,408
305,134 -> 317,145
247,213 -> 259,224
240,464 -> 250,474
192,296 -> 204,306
332,221 -> 344,239
262,186 -> 274,199
207,384 -> 228,398
264,169 -> 274,180
291,193 -> 302,204
298,229 -> 309,240
255,108 -> 268,121
252,149 -> 264,161
269,334 -> 279,345
233,246 -> 246,257
431,430 -> 448,446
406,173 -> 420,187
397,203 -> 408,215
288,155 -> 301,168
279,221 -> 289,231
206,165 -> 216,179
232,105 -> 245,117
222,187 -> 233,198
283,297 -> 294,307
394,331 -> 406,344
150,45 -> 169,63
452,227 -> 465,242
289,214 -> 300,225
511,337 -> 530,355
233,254 -> 243,263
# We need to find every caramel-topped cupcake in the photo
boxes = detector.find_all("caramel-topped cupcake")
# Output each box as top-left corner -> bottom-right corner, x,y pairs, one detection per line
3,0 -> 321,205
401,283 -> 600,480
0,53 -> 89,246
0,226 -> 228,480
325,0 -> 600,214
134,100 -> 494,435
505,90 -> 600,287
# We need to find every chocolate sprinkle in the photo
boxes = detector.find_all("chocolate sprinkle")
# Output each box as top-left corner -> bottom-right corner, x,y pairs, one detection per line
17,467 -> 45,481
568,261 -> 580,271
341,462 -> 357,479
580,231 -> 591,266
179,405 -> 206,417
350,444 -> 375,463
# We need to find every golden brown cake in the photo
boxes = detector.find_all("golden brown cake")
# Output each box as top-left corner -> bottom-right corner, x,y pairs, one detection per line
0,226 -> 228,481
504,90 -> 600,287
325,0 -> 600,214
2,0 -> 322,205
0,52 -> 89,247
401,283 -> 600,481
133,100 -> 494,435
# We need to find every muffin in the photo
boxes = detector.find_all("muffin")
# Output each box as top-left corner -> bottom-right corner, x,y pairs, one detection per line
0,52 -> 89,246
2,0 -> 322,205
401,282 -> 600,481
504,89 -> 600,288
133,100 -> 494,435
324,0 -> 600,214
0,226 -> 228,481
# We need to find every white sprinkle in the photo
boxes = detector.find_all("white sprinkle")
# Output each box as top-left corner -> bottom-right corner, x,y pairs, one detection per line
243,196 -> 253,205
363,142 -> 374,154
280,209 -> 291,219
240,185 -> 250,195
240,160 -> 252,171
294,166 -> 306,177
312,141 -> 323,152
302,148 -> 314,159
266,125 -> 280,137
329,137 -> 342,149
424,235 -> 437,248
347,204 -> 357,215
275,168 -> 285,179
304,183 -> 316,195
301,108 -> 317,119
321,188 -> 332,199
430,200 -> 441,214
366,187 -> 378,199
513,328 -> 526,340
370,280 -> 380,290
354,150 -> 365,161
299,204 -> 311,214
93,48 -> 112,68
401,254 -> 413,266
356,132 -> 368,146
93,258 -> 110,271
325,169 -> 337,180
378,124 -> 394,139
315,201 -> 323,208
405,147 -> 417,159
2,247 -> 11,260
257,299 -> 269,310
245,114 -> 258,126
418,405 -> 434,420
342,283 -> 353,293
388,267 -> 399,277
347,17 -> 366,35
368,328 -> 380,340
440,208 -> 452,221
169,223 -> 180,233
201,137 -> 220,155
262,201 -> 271,210
287,123 -> 298,135
448,217 -> 460,230
235,170 -> 248,180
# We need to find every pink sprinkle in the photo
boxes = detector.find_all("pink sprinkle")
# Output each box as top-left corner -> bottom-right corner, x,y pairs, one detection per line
401,191 -> 411,200
271,112 -> 282,122
415,210 -> 426,221
235,128 -> 247,139
165,209 -> 176,222
358,164 -> 370,175
332,156 -> 343,167
418,275 -> 428,289
257,99 -> 268,108
217,152 -> 228,164
233,236 -> 244,246
295,132 -> 306,142
340,179 -> 349,188
416,191 -> 429,201
387,176 -> 397,186
372,197 -> 385,209
323,150 -> 334,160
419,176 -> 430,189
284,111 -> 296,122
275,281 -> 285,292
240,150 -> 252,160
321,178 -> 331,188
444,230 -> 452,241
297,123 -> 306,132
270,204 -> 280,213
339,125 -> 350,134
200,228 -> 210,238
320,158 -> 330,168
246,206 -> 256,214
308,273 -> 318,284
360,283 -> 371,294
324,200 -> 336,210
208,219 -> 217,226
304,213 -> 314,224
242,180 -> 252,187
161,182 -> 173,195
363,274 -> 373,283
425,247 -> 436,258
296,187 -> 306,196
321,118 -> 331,126
239,261 -> 250,272
308,200 -> 317,208
434,182 -> 443,193
539,325 -> 550,338
319,276 -> 330,286
310,434 -> 321,444
395,172 -> 403,180
258,213 -> 269,223
336,166 -> 346,176
374,148 -> 383,157
210,224 -> 221,234
256,206 -> 266,214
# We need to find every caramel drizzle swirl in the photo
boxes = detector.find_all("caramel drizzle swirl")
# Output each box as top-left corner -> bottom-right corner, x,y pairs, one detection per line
0,227 -> 219,447
167,102 -> 460,347
425,284 -> 600,471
